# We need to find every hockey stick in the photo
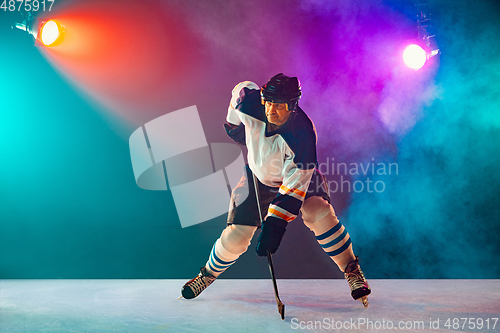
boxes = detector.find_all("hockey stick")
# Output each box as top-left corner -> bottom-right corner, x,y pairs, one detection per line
252,173 -> 285,320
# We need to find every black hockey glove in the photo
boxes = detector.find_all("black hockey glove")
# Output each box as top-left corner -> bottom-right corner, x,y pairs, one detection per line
224,122 -> 246,145
256,218 -> 288,256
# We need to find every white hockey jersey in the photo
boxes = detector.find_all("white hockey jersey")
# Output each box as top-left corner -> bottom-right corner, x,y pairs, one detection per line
227,81 -> 318,223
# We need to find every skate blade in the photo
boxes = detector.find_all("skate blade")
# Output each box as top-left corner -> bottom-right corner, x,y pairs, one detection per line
359,296 -> 369,308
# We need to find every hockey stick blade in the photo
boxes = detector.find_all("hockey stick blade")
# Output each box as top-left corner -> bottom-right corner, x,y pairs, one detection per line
267,251 -> 285,320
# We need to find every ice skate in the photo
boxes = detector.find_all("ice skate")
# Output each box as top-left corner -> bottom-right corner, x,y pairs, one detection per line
180,267 -> 216,299
344,257 -> 371,307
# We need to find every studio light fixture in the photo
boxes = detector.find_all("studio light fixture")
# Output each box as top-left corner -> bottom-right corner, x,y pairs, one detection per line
403,0 -> 440,70
12,11 -> 65,47
38,20 -> 65,46
403,44 -> 427,70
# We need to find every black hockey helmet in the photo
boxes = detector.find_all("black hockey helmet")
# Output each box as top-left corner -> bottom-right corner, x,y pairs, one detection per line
261,73 -> 301,112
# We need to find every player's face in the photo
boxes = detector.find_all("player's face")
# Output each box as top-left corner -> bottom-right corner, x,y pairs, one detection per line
265,101 -> 291,127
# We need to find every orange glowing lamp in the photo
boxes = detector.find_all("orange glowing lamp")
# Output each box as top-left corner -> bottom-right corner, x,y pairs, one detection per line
38,20 -> 65,47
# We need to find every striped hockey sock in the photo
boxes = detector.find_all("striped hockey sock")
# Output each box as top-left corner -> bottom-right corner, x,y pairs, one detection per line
315,221 -> 356,272
205,238 -> 239,277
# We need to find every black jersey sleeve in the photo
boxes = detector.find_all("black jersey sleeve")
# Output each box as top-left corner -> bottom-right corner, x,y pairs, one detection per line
266,113 -> 318,224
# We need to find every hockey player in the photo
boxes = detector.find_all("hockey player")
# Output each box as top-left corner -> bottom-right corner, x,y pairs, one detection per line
180,73 -> 371,306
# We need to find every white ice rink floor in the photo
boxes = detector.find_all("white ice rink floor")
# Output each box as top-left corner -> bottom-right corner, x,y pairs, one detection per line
1,279 -> 499,333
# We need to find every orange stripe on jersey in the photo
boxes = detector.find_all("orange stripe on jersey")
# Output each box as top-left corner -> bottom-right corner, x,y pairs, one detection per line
268,208 -> 295,222
279,184 -> 306,198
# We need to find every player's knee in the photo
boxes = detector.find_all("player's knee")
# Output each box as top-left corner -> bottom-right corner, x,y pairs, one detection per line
221,224 -> 257,255
301,196 -> 332,225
